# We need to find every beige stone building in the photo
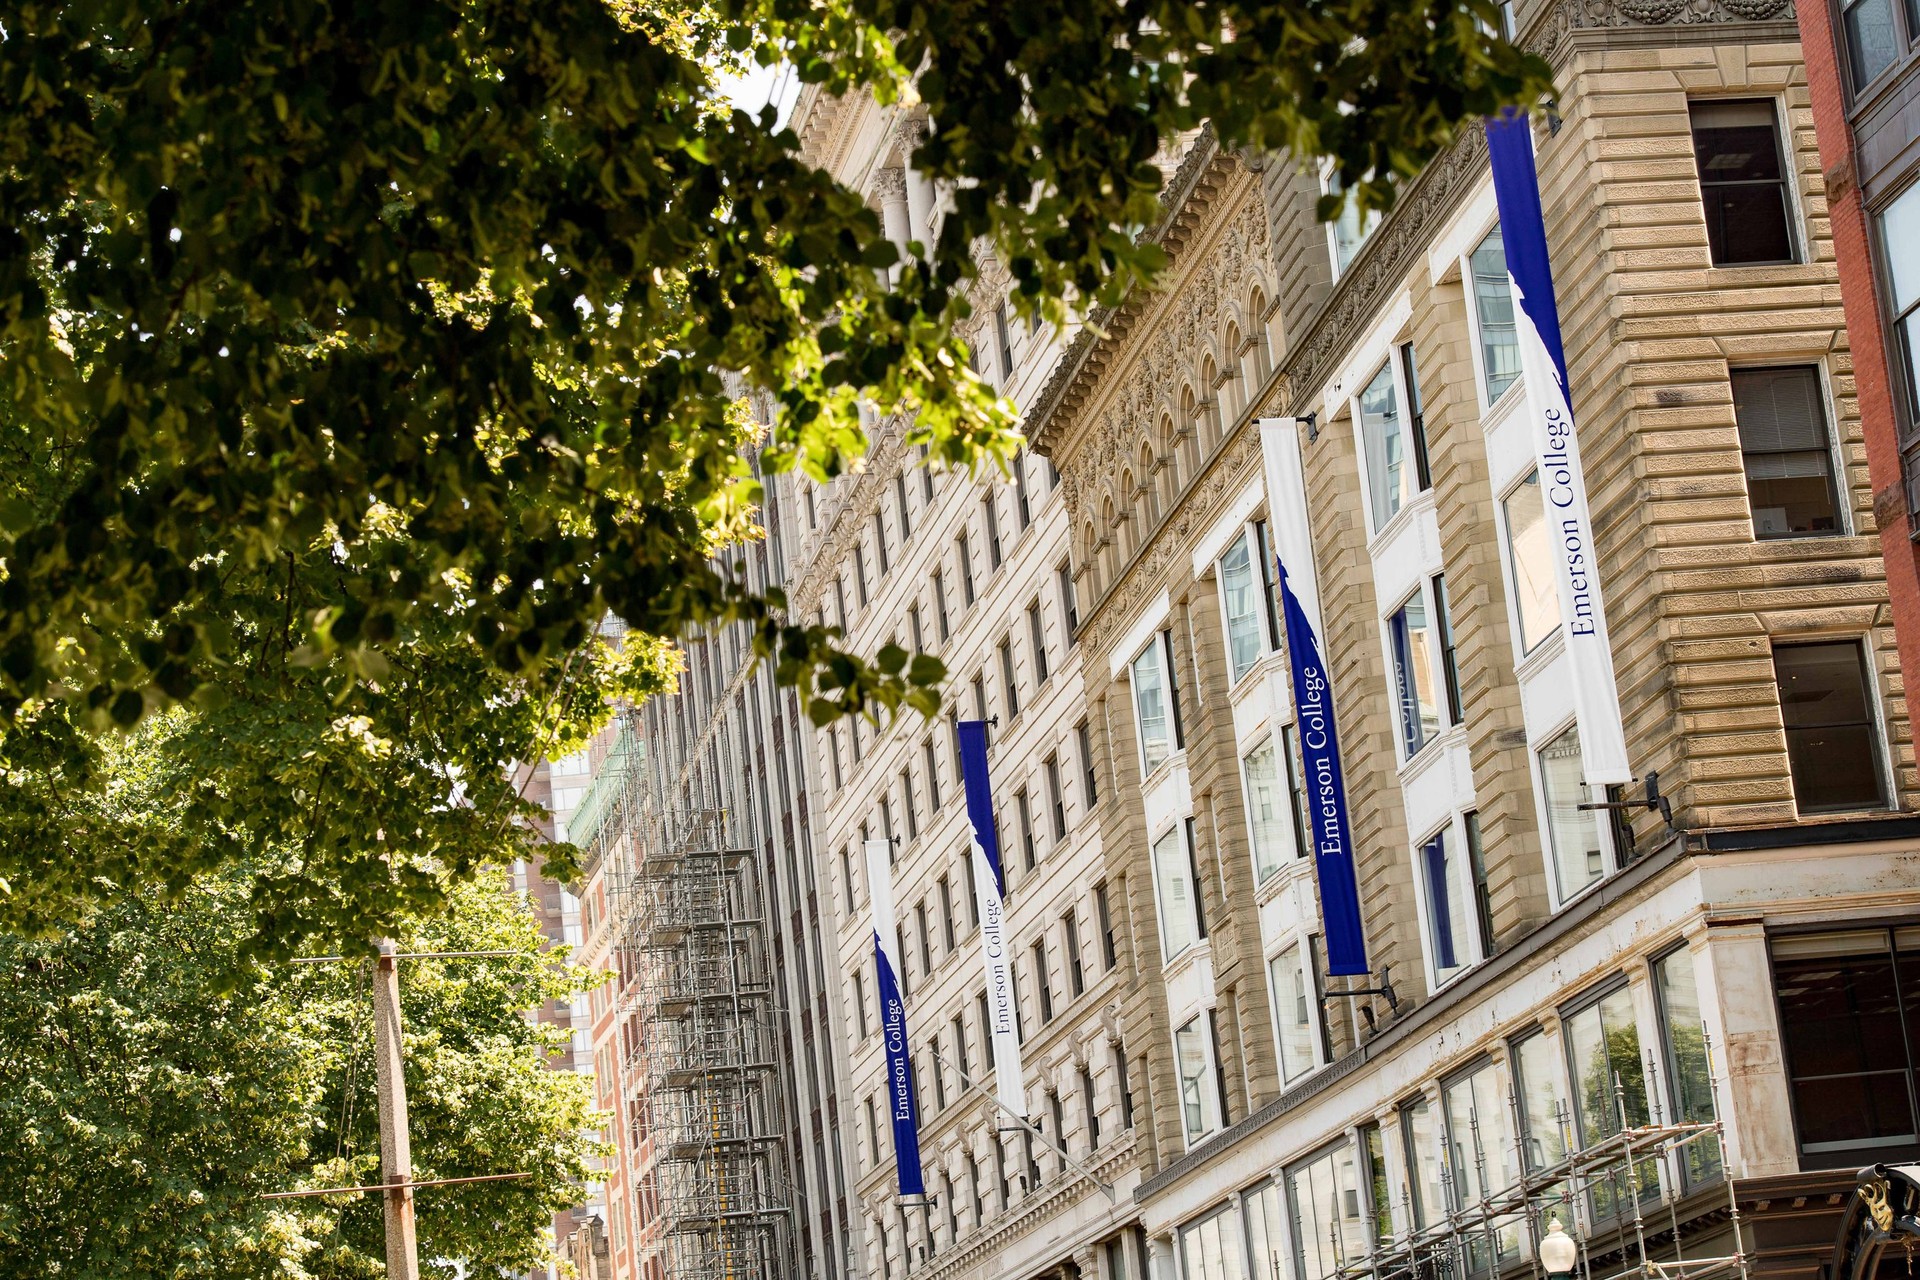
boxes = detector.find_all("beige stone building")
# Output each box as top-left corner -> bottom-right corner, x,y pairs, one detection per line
1028,2 -> 1920,1279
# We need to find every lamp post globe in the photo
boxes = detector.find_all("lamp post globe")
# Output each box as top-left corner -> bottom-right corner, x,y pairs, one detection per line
1539,1217 -> 1579,1278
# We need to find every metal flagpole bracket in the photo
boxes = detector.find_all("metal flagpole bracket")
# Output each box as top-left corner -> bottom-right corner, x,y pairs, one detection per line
1577,770 -> 1677,833
1322,965 -> 1400,1031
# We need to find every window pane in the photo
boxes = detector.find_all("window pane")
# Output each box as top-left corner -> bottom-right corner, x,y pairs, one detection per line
1844,0 -> 1900,89
1389,594 -> 1441,757
1775,642 -> 1888,812
1246,1181 -> 1288,1280
1774,934 -> 1916,1153
1329,174 -> 1381,274
1154,827 -> 1200,960
1360,1124 -> 1394,1245
1175,1019 -> 1214,1141
1359,363 -> 1408,530
1180,1205 -> 1248,1280
1564,989 -> 1655,1217
1539,724 -> 1606,901
1733,367 -> 1839,538
1443,1066 -> 1522,1268
1654,948 -> 1723,1184
1421,829 -> 1471,979
1689,101 -> 1796,267
1221,536 -> 1264,682
1514,1033 -> 1569,1171
1244,737 -> 1290,883
1271,943 -> 1318,1083
1284,726 -> 1313,862
1401,1097 -> 1444,1229
1471,226 -> 1521,402
1503,472 -> 1560,653
1289,1143 -> 1366,1280
1133,641 -> 1171,772
1883,183 -> 1920,315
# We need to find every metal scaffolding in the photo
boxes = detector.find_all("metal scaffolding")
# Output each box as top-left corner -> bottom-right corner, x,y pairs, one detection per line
578,718 -> 795,1280
1331,1052 -> 1747,1280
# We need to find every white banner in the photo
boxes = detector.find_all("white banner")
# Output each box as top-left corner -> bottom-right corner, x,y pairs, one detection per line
957,719 -> 1026,1117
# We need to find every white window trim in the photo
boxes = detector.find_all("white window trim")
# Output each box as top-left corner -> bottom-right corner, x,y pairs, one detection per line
1380,580 -> 1450,769
1108,587 -> 1173,678
1266,934 -> 1330,1087
1529,714 -> 1621,912
1459,222 -> 1525,413
1409,814 -> 1483,994
1241,732 -> 1301,888
1173,1012 -> 1225,1146
1347,345 -> 1424,542
1130,632 -> 1181,779
1494,468 -> 1565,668
1150,818 -> 1202,966
1216,525 -> 1275,690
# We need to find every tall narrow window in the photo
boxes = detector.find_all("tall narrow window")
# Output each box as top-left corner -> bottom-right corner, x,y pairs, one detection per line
1095,882 -> 1118,969
1270,942 -> 1319,1083
1432,574 -> 1464,725
957,531 -> 976,605
1358,361 -> 1409,531
1326,171 -> 1381,275
874,511 -> 890,575
1387,591 -> 1441,758
1013,450 -> 1032,530
1287,1141 -> 1366,1280
1843,0 -> 1901,88
1064,907 -> 1085,996
841,846 -> 856,915
1028,600 -> 1050,683
952,1011 -> 970,1079
995,302 -> 1015,377
1733,366 -> 1841,538
1442,1065 -> 1521,1267
1400,343 -> 1432,491
1360,1123 -> 1394,1245
1080,1065 -> 1101,1151
924,738 -> 942,810
971,674 -> 987,722
999,637 -> 1020,720
1044,754 -> 1066,842
1033,939 -> 1054,1022
1077,720 -> 1099,809
908,602 -> 923,652
1131,637 -> 1173,772
1059,560 -> 1079,641
1775,640 -> 1889,812
933,569 -> 951,639
1152,826 -> 1201,960
1243,736 -> 1291,883
1503,471 -> 1559,654
1564,987 -> 1654,1217
1881,185 -> 1920,426
1463,811 -> 1496,959
1401,1096 -> 1443,1230
930,1033 -> 947,1109
984,495 -> 1003,569
901,767 -> 919,841
1469,227 -> 1521,403
1420,827 -> 1471,979
964,836 -> 980,927
1174,1017 -> 1219,1142
1219,534 -> 1265,683
1115,1040 -> 1135,1128
1016,788 -> 1037,871
1539,723 -> 1606,902
1689,100 -> 1797,267
916,901 -> 933,975
1256,520 -> 1285,648
1654,946 -> 1722,1185
938,875 -> 957,951
853,544 -> 869,607
895,471 -> 912,539
1512,1031 -> 1568,1171
854,968 -> 869,1038
1283,726 -> 1312,862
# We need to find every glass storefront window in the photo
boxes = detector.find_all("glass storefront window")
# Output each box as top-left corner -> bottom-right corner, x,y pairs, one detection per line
1288,1141 -> 1368,1280
1653,946 -> 1723,1185
1564,987 -> 1657,1218
1179,1202 -> 1248,1280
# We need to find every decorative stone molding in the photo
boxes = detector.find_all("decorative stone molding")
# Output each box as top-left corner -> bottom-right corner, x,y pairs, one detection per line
872,164 -> 908,202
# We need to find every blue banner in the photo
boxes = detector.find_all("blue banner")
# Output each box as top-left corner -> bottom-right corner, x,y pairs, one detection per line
1485,108 -> 1632,785
956,720 -> 1026,1116
864,839 -> 924,1197
1276,557 -> 1370,976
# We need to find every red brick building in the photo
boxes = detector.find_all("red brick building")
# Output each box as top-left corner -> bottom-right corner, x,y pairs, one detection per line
1794,0 -> 1920,686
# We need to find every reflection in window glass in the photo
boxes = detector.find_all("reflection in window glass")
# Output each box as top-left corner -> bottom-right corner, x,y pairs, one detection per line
1539,724 -> 1606,902
1842,0 -> 1900,87
1774,641 -> 1889,813
1564,988 -> 1656,1218
1288,1142 -> 1368,1280
1389,593 -> 1441,758
1654,947 -> 1723,1185
1443,1065 -> 1523,1268
1421,828 -> 1472,980
1514,1032 -> 1570,1171
1503,472 -> 1559,654
1132,639 -> 1171,772
1245,1180 -> 1288,1280
1271,943 -> 1318,1083
1401,1096 -> 1445,1230
1175,1018 -> 1216,1143
1881,184 -> 1920,425
1471,225 -> 1521,403
1153,827 -> 1201,961
1244,737 -> 1290,883
1284,726 -> 1313,862
1179,1203 -> 1248,1280
1732,367 -> 1840,539
1359,363 -> 1409,531
1360,1123 -> 1395,1245
1221,536 -> 1265,682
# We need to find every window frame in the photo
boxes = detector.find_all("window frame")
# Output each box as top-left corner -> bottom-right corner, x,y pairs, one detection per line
1462,222 -> 1523,409
1498,469 -> 1562,659
1268,936 -> 1328,1085
1173,1014 -> 1224,1144
1216,526 -> 1271,685
1533,718 -> 1620,909
1151,822 -> 1205,963
1242,733 -> 1297,884
1730,363 -> 1848,541
1130,631 -> 1178,775
1687,97 -> 1802,269
1773,637 -> 1894,814
1385,583 -> 1445,762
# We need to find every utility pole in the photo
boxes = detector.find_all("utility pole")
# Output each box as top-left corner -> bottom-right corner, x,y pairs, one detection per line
372,938 -> 421,1280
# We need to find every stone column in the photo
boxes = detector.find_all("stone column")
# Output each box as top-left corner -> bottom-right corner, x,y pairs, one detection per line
900,117 -> 936,250
1697,921 -> 1798,1177
1148,1232 -> 1177,1280
875,166 -> 911,285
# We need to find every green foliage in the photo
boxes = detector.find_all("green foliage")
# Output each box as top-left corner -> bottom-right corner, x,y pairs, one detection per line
0,861 -> 600,1279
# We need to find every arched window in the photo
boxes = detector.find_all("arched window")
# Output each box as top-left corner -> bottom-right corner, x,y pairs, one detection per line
1100,497 -> 1119,583
1222,323 -> 1244,421
1137,442 -> 1160,525
1116,469 -> 1137,558
1200,356 -> 1222,450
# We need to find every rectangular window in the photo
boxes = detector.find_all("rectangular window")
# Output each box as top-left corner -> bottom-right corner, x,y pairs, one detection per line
1401,343 -> 1432,491
1358,361 -> 1411,531
999,637 -> 1019,720
1563,986 -> 1655,1217
874,511 -> 890,575
984,495 -> 1003,569
1033,939 -> 1054,1022
995,302 -> 1015,377
930,1035 -> 947,1110
908,602 -> 923,653
1420,826 -> 1472,979
1464,811 -> 1496,959
971,673 -> 987,722
1049,1092 -> 1067,1172
895,471 -> 912,540
1881,185 -> 1920,428
1064,907 -> 1085,996
1775,640 -> 1889,812
1131,636 -> 1174,773
1270,942 -> 1319,1083
1115,1040 -> 1135,1128
1772,928 -> 1920,1164
916,901 -> 933,975
1433,573 -> 1464,725
1256,520 -> 1285,649
1359,1123 -> 1394,1246
866,1095 -> 880,1169
1153,825 -> 1202,961
938,875 -> 957,951
1734,367 -> 1841,538
1401,1096 -> 1444,1230
1443,1064 -> 1522,1267
1540,723 -> 1607,902
1283,725 -> 1312,862
1080,1065 -> 1101,1151
1388,591 -> 1441,758
933,569 -> 951,639
1059,560 -> 1079,641
1077,720 -> 1099,809
1513,1030 -> 1569,1171
1844,0 -> 1902,88
924,738 -> 942,810
1014,449 -> 1032,530
1243,736 -> 1291,883
1174,1017 -> 1219,1142
1029,600 -> 1049,683
1178,1204 -> 1243,1280
1219,533 -> 1265,682
1045,754 -> 1066,843
854,968 -> 869,1038
853,544 -> 869,607
957,532 -> 976,605
964,842 -> 979,928
1654,946 -> 1723,1185
1503,471 -> 1559,654
901,768 -> 919,841
829,728 -> 844,790
1470,226 -> 1521,403
953,1012 -> 970,1079
1287,1141 -> 1366,1280
1016,788 -> 1037,871
1245,1180 -> 1287,1280
1689,100 -> 1797,267
1326,171 -> 1381,276
1095,882 -> 1118,969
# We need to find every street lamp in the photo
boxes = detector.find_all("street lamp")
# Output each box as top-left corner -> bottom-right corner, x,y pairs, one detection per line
1539,1217 -> 1579,1280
